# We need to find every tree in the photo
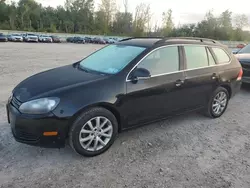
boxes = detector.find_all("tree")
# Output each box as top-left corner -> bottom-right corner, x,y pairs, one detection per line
162,9 -> 174,36
98,0 -> 116,34
234,14 -> 249,29
133,3 -> 151,36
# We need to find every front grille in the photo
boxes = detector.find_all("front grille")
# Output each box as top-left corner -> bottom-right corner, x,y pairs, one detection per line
14,128 -> 39,141
11,96 -> 21,109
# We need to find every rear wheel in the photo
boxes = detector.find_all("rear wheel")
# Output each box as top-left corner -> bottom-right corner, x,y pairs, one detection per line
69,107 -> 118,157
204,87 -> 229,118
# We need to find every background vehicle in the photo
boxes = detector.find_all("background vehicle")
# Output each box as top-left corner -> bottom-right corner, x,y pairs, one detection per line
234,44 -> 250,83
93,37 -> 106,44
237,43 -> 246,49
0,33 -> 8,42
23,33 -> 38,42
8,34 -> 23,42
7,37 -> 242,157
38,35 -> 52,43
84,37 -> 92,43
66,37 -> 74,43
72,36 -> 85,43
103,38 -> 115,44
50,35 -> 61,43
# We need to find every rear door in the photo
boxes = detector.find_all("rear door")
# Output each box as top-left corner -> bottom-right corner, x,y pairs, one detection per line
181,45 -> 220,109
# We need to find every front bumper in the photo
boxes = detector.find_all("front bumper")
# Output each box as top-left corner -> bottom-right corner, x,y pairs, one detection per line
26,38 -> 38,42
6,101 -> 69,148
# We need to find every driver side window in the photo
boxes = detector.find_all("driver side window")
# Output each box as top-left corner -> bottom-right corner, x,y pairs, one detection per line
137,46 -> 179,76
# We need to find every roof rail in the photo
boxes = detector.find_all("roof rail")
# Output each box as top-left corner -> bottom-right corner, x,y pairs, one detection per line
119,36 -> 221,45
156,37 -> 219,44
119,36 -> 163,42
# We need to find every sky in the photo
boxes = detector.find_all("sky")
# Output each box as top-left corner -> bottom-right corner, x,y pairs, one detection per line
28,0 -> 250,27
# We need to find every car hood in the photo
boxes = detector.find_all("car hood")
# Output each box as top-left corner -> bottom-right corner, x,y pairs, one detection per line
235,53 -> 250,62
13,64 -> 107,102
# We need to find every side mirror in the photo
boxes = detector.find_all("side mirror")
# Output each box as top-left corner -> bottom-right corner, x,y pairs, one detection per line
130,68 -> 151,81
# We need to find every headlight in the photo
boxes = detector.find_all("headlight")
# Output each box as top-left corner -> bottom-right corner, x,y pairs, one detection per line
19,97 -> 60,114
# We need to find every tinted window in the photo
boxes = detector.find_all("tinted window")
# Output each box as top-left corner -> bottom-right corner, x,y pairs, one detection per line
137,46 -> 179,75
212,47 -> 230,64
207,49 -> 216,65
184,46 -> 208,69
79,44 -> 146,74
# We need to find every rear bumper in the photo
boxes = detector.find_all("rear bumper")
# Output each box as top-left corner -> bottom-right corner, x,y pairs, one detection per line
6,102 -> 69,148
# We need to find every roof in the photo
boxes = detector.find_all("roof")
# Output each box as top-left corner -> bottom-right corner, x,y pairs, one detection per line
118,38 -> 162,48
118,37 -> 225,48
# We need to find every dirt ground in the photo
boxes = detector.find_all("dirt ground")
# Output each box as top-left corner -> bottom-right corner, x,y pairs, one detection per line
0,42 -> 250,188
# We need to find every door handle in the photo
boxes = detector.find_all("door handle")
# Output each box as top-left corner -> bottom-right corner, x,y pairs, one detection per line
211,73 -> 218,80
175,79 -> 184,87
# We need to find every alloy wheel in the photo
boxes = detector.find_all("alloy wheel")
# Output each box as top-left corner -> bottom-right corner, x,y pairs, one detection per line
212,91 -> 228,115
78,116 -> 113,152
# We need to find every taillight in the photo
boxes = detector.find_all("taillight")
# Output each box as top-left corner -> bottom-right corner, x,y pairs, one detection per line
237,68 -> 243,81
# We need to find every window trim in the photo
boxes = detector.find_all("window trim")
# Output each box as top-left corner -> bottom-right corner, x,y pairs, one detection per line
210,47 -> 231,64
207,47 -> 217,65
126,44 -> 232,82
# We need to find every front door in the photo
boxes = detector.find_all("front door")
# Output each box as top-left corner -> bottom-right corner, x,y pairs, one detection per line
122,46 -> 187,128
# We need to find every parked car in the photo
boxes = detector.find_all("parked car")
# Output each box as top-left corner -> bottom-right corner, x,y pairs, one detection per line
66,37 -> 74,43
0,33 -> 8,42
234,44 -> 250,83
103,38 -> 115,44
72,36 -> 85,44
6,37 -> 242,157
93,37 -> 106,44
8,34 -> 23,42
50,35 -> 61,43
38,35 -> 53,43
232,48 -> 241,54
84,37 -> 92,43
23,33 -> 38,42
237,43 -> 246,49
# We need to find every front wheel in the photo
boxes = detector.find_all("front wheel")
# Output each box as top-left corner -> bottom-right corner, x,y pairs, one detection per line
204,87 -> 229,118
69,107 -> 118,157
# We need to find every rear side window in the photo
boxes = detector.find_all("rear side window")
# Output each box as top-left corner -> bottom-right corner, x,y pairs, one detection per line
212,47 -> 230,64
184,46 -> 208,69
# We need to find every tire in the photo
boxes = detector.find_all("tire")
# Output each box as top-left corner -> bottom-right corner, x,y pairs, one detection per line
204,87 -> 229,118
69,107 -> 118,157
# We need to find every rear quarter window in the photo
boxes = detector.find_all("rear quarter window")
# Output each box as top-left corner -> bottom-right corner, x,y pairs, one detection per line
212,47 -> 230,64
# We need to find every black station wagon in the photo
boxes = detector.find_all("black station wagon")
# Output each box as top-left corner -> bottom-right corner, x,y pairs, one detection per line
6,37 -> 242,157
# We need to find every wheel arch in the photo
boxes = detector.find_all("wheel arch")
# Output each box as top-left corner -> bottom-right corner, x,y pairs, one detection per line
67,102 -> 122,135
220,84 -> 232,99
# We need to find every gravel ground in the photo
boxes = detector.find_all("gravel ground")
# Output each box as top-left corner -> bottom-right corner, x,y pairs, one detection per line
1,43 -> 250,188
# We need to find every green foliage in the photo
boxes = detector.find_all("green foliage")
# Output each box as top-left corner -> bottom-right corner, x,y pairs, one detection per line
0,0 -> 249,40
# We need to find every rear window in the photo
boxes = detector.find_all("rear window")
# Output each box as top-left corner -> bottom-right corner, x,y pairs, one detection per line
212,47 -> 230,64
184,46 -> 209,69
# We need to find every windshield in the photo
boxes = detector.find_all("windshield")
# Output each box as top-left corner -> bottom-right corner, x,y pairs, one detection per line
238,44 -> 250,54
79,44 -> 146,74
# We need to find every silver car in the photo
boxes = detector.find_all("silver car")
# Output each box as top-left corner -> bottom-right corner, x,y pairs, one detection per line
23,33 -> 38,42
9,34 -> 23,42
38,35 -> 52,43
